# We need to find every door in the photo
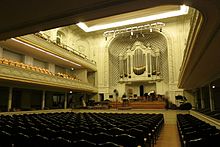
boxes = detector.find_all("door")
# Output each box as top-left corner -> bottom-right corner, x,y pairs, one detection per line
140,85 -> 144,96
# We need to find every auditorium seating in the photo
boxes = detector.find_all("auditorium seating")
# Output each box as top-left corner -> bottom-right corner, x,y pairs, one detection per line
177,114 -> 220,147
0,112 -> 164,147
0,58 -> 80,81
196,108 -> 220,120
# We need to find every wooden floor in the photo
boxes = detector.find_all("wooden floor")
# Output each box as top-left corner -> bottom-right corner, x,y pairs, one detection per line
155,124 -> 181,147
155,110 -> 182,147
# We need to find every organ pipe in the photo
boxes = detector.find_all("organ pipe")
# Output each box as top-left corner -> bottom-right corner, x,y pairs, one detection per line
119,42 -> 161,79
128,56 -> 131,74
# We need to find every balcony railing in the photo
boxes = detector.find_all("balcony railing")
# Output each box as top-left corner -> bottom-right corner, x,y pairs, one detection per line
34,32 -> 96,65
0,61 -> 97,93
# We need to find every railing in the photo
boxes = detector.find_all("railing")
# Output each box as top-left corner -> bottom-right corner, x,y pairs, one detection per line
190,110 -> 220,129
0,58 -> 81,82
34,32 -> 96,65
0,62 -> 98,93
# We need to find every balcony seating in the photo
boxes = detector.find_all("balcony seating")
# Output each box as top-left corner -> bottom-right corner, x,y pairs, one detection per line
0,112 -> 164,147
177,114 -> 220,147
0,58 -> 80,81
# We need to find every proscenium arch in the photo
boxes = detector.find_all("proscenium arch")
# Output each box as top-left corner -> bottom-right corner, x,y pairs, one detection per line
105,30 -> 170,88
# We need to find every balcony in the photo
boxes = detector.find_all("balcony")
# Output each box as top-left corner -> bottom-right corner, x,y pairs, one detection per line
0,63 -> 98,93
0,34 -> 97,72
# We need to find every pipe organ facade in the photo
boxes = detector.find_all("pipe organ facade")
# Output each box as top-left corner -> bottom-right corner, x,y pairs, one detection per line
119,41 -> 161,82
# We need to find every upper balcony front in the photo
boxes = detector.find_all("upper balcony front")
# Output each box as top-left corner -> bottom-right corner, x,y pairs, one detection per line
0,33 -> 97,72
0,59 -> 97,93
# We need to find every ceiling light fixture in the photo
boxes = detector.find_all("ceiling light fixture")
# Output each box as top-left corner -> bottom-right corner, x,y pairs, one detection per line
103,22 -> 165,39
77,5 -> 188,32
11,38 -> 81,67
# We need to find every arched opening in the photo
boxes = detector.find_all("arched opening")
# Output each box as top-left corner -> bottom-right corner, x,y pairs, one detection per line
108,32 -> 168,87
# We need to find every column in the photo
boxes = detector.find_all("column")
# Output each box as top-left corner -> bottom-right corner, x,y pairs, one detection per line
130,53 -> 134,77
23,55 -> 33,65
147,53 -> 152,76
194,91 -> 198,109
200,88 -> 205,109
64,92 -> 67,109
0,46 -> 3,58
47,63 -> 55,73
145,53 -> 148,76
8,87 -> 13,112
119,53 -> 123,78
82,93 -> 87,107
41,90 -> 45,110
209,84 -> 214,111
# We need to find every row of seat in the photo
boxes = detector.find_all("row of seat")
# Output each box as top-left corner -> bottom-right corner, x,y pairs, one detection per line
0,58 -> 80,81
177,114 -> 220,147
0,112 -> 164,147
197,108 -> 220,120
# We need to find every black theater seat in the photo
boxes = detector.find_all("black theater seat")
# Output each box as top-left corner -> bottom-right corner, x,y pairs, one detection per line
177,114 -> 220,147
115,134 -> 137,147
0,112 -> 164,147
73,139 -> 96,146
98,142 -> 121,147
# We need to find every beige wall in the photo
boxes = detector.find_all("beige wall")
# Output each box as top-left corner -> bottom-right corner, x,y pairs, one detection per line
0,47 -> 3,58
183,90 -> 195,107
41,13 -> 192,104
3,49 -> 23,62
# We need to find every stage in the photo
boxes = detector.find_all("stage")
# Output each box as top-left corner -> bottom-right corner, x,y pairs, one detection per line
110,101 -> 166,109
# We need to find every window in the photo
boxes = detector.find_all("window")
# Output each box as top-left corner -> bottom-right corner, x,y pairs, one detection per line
56,31 -> 65,45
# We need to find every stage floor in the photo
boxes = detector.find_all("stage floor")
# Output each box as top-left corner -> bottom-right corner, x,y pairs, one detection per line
110,101 -> 166,109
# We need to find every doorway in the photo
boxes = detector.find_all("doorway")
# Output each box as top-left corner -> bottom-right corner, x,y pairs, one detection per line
99,93 -> 104,101
140,85 -> 144,96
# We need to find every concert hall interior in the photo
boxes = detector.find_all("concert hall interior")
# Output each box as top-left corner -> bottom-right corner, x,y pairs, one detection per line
0,1 -> 220,147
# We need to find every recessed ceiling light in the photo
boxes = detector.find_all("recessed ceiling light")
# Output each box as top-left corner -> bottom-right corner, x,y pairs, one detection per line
77,5 -> 189,32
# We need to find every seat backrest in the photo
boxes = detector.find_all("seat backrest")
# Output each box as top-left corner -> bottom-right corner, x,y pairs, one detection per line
108,127 -> 124,136
98,141 -> 121,147
115,134 -> 137,147
73,139 -> 96,147
94,132 -> 113,144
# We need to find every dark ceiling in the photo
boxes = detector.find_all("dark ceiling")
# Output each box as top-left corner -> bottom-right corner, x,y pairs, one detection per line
0,0 -> 191,40
1,0 -> 220,89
